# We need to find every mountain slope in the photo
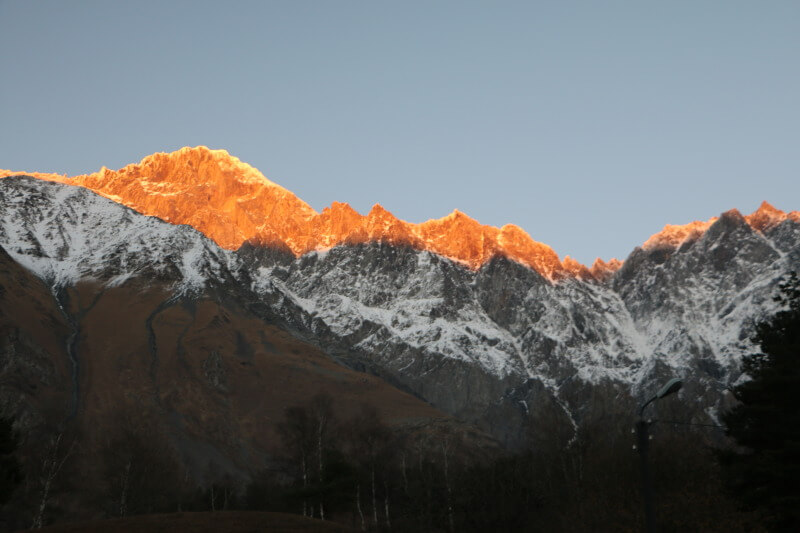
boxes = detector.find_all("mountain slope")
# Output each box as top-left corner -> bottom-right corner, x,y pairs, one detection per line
244,211 -> 797,443
1,151 -> 799,449
0,177 -> 490,483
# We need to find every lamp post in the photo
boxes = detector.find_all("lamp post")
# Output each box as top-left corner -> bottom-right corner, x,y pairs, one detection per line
636,378 -> 683,533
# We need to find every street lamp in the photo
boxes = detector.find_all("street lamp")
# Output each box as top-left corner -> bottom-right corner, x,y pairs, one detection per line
636,377 -> 683,533
639,378 -> 683,418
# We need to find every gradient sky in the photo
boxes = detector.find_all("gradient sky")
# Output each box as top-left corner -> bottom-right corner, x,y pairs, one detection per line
1,1 -> 798,264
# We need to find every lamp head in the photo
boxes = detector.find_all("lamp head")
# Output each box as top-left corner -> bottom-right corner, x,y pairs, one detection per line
656,378 -> 683,399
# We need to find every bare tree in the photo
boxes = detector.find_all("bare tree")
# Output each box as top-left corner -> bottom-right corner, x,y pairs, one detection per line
441,435 -> 454,533
309,393 -> 334,520
99,413 -> 181,518
278,405 -> 315,517
343,405 -> 393,530
355,483 -> 366,531
384,479 -> 391,530
436,427 -> 464,533
31,432 -> 75,529
278,393 -> 337,520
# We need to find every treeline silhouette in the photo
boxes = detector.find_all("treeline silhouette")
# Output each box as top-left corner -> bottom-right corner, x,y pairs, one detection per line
719,272 -> 800,530
0,391 -> 763,532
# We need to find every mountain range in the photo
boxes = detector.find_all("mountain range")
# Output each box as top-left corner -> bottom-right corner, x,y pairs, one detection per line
1,146 -> 798,475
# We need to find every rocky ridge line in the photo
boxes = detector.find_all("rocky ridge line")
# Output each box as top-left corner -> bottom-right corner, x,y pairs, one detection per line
1,147 -> 614,280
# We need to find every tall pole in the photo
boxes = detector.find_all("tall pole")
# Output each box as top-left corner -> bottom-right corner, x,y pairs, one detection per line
635,378 -> 682,533
636,419 -> 655,533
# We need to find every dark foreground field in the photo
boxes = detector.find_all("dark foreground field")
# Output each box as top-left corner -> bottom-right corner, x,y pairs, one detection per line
24,512 -> 353,533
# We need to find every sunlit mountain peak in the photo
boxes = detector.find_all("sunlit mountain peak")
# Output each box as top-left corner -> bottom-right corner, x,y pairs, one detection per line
0,147 -> 629,280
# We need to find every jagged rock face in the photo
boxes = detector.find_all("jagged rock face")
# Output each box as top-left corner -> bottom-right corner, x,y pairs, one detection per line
613,210 -> 797,384
249,244 -> 650,445
0,175 -> 799,449
0,176 -> 239,289
247,214 -> 799,445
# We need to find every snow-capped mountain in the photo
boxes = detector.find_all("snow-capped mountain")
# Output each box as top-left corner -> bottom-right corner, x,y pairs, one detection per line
1,148 -> 799,448
0,176 -> 238,291
243,208 -> 798,444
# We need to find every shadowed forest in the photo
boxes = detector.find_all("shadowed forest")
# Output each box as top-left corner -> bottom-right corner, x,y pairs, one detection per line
1,273 -> 798,532
0,395 -> 764,532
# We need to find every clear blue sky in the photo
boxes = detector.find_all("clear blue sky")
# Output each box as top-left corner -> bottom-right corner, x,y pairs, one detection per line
1,1 -> 798,264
